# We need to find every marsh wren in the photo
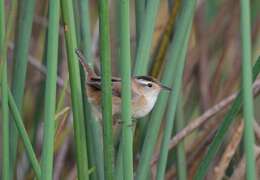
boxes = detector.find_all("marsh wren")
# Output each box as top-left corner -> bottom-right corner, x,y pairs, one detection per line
75,49 -> 171,120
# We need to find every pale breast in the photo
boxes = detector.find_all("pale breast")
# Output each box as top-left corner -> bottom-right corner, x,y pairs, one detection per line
87,87 -> 157,119
132,95 -> 157,118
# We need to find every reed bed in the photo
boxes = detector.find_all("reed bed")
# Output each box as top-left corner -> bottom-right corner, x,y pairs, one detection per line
0,0 -> 260,179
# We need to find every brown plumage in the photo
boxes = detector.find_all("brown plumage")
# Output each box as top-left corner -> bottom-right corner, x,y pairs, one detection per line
75,49 -> 171,121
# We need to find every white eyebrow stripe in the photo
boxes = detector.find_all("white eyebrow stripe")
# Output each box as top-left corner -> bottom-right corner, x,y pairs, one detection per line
137,79 -> 149,85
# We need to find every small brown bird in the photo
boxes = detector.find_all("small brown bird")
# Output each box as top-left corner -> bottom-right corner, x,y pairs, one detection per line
75,49 -> 171,121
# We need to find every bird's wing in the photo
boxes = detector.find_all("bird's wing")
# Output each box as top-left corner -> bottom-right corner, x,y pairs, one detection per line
111,81 -> 140,98
87,78 -> 139,99
86,81 -> 101,90
87,78 -> 122,97
90,77 -> 121,82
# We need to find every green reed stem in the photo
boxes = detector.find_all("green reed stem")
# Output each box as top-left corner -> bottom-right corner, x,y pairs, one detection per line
135,0 -> 145,48
115,145 -> 123,180
6,0 -> 17,45
1,63 -> 9,180
133,0 -> 160,75
79,0 -> 93,66
79,1 -> 104,179
61,0 -> 89,179
135,1 -> 197,179
40,1 -> 60,179
156,19 -> 192,180
56,77 -> 69,113
10,0 -> 36,175
175,96 -> 187,180
1,1 -> 10,178
119,0 -> 133,179
8,89 -> 41,178
98,0 -> 114,179
240,0 -> 256,179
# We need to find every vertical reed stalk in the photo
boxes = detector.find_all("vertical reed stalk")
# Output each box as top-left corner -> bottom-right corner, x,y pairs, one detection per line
132,0 -> 160,173
10,0 -> 36,175
61,0 -> 89,179
1,59 -> 9,180
79,0 -> 93,65
175,96 -> 187,180
135,0 -> 145,47
8,89 -> 41,178
40,0 -> 60,179
119,0 -> 133,179
98,0 -> 114,179
115,145 -> 123,180
135,1 -> 197,179
240,0 -> 256,179
156,17 -> 193,180
133,0 -> 160,75
1,1 -> 10,178
6,0 -> 17,44
79,1 -> 104,180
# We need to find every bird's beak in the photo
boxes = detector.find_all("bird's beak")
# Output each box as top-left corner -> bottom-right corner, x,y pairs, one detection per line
159,83 -> 172,91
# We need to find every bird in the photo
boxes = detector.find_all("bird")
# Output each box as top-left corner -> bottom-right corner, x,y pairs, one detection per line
75,49 -> 171,122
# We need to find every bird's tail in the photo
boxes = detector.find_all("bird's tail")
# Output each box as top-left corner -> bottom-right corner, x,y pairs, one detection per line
75,49 -> 96,79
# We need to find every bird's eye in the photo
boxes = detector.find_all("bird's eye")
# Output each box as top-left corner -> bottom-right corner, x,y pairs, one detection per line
147,83 -> 153,88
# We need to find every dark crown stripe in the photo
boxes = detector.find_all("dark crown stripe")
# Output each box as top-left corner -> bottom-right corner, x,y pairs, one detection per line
135,76 -> 158,83
90,77 -> 121,82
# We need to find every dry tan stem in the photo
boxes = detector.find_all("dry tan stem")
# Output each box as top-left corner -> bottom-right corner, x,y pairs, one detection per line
213,120 -> 244,180
151,79 -> 260,165
230,146 -> 260,180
